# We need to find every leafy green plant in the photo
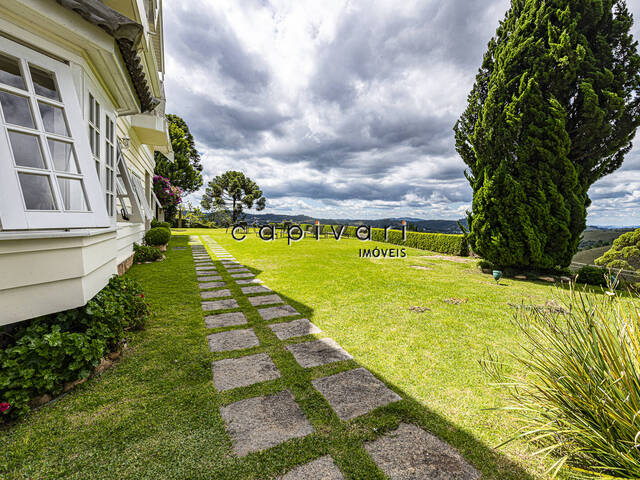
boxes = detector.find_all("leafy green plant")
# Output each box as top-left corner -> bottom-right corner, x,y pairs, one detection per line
596,228 -> 640,272
151,219 -> 171,230
576,265 -> 608,286
133,243 -> 163,263
144,227 -> 170,247
483,285 -> 640,478
0,276 -> 149,423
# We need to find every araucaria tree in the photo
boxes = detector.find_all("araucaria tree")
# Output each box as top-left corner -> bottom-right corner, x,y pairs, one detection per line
455,0 -> 640,269
201,171 -> 266,223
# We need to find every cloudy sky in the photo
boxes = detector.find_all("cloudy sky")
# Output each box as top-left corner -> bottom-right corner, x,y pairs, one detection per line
164,0 -> 640,226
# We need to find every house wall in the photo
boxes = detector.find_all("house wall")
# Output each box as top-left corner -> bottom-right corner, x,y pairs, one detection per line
0,0 -> 168,326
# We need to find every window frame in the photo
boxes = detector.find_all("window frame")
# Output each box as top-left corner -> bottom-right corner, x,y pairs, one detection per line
0,36 -> 108,230
115,145 -> 144,223
104,114 -> 116,220
130,171 -> 153,221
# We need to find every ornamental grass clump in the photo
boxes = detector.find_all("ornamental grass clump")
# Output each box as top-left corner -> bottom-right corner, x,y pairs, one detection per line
483,285 -> 640,479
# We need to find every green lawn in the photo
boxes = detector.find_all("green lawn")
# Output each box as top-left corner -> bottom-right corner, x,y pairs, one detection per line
4,228 -> 600,479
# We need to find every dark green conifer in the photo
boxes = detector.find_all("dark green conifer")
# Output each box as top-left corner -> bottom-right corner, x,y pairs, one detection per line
455,0 -> 640,268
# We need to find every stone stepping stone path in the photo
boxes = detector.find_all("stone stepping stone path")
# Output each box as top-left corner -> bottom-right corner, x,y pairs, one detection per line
236,278 -> 264,285
241,285 -> 271,294
202,299 -> 239,311
277,456 -> 344,480
364,423 -> 480,479
201,289 -> 232,299
205,312 -> 247,329
269,319 -> 321,340
287,338 -> 353,368
207,328 -> 260,352
198,275 -> 223,282
248,294 -> 283,306
231,272 -> 254,279
213,352 -> 281,391
312,368 -> 401,421
188,237 -> 479,478
199,281 -> 226,290
220,390 -> 314,456
259,305 -> 300,321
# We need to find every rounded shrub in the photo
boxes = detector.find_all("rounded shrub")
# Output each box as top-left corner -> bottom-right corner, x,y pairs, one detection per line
576,265 -> 608,286
133,243 -> 162,263
151,219 -> 171,230
144,227 -> 170,247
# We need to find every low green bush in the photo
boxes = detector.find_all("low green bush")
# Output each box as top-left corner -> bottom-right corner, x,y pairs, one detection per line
144,227 -> 171,246
151,219 -> 171,230
0,276 -> 149,423
576,265 -> 608,286
483,287 -> 640,478
133,243 -> 163,263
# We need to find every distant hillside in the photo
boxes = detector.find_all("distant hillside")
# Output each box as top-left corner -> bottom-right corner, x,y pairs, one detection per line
579,228 -> 635,250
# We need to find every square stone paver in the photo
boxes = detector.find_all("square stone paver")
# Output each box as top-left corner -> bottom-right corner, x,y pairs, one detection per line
202,299 -> 239,311
241,285 -> 272,294
236,278 -> 264,285
198,275 -> 222,282
201,289 -> 232,299
269,319 -> 321,340
207,328 -> 259,352
259,305 -> 300,321
287,339 -> 352,368
248,294 -> 283,306
312,368 -> 401,421
205,312 -> 247,329
199,281 -> 226,289
364,423 -> 480,480
231,272 -> 254,278
220,390 -> 314,456
278,456 -> 344,480
213,353 -> 281,391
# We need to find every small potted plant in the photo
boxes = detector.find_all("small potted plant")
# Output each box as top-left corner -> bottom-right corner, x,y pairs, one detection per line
144,226 -> 171,251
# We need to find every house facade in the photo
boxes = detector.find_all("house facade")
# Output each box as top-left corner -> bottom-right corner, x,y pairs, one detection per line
0,0 -> 171,325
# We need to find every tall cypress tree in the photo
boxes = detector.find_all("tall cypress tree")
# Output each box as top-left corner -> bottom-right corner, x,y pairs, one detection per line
455,0 -> 640,269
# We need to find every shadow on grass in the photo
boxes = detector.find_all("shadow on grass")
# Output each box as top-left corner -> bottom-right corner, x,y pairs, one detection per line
192,233 -> 538,480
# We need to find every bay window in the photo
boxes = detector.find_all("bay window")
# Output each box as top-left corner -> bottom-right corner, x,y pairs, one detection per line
0,37 -> 108,230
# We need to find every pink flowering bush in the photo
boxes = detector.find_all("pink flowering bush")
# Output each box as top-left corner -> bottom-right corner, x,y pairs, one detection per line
153,175 -> 182,208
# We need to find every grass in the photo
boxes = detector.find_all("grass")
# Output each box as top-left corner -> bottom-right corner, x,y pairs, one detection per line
3,228 -> 612,479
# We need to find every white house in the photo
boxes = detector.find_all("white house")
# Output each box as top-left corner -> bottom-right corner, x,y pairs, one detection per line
0,0 -> 172,325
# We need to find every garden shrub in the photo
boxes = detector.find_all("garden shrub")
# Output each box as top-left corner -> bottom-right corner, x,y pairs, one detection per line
576,265 -> 608,286
133,243 -> 163,263
595,228 -> 640,272
151,219 -> 171,230
483,287 -> 640,478
144,226 -> 170,246
0,276 -> 149,423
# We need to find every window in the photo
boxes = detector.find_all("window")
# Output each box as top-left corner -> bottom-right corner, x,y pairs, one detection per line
0,37 -> 108,229
130,172 -> 153,220
88,94 -> 100,177
105,116 -> 115,217
115,145 -> 144,223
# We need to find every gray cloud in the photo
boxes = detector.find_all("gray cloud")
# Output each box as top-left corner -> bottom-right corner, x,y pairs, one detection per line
164,0 -> 640,224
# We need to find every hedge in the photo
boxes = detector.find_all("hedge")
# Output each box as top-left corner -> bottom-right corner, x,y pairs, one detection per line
300,224 -> 468,256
